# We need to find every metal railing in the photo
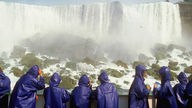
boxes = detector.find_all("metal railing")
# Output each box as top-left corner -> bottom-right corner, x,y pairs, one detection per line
1,94 -> 157,108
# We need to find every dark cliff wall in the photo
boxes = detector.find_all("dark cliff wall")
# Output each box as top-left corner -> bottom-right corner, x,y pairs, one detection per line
179,2 -> 192,38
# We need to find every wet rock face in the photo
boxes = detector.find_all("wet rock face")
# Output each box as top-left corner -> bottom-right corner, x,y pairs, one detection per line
20,53 -> 43,68
105,68 -> 124,78
168,61 -> 180,71
11,67 -> 24,77
114,60 -> 128,69
10,46 -> 26,59
59,76 -> 77,89
184,66 -> 192,73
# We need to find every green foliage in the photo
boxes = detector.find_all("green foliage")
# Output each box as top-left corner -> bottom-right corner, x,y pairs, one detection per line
11,67 -> 25,77
10,46 -> 26,58
184,66 -> 192,73
105,68 -> 124,78
96,80 -> 100,85
151,64 -> 161,72
168,61 -> 180,71
59,76 -> 77,89
170,71 -> 177,81
147,68 -> 160,80
188,74 -> 192,81
20,53 -> 43,68
65,62 -> 76,70
42,73 -> 51,84
90,74 -> 97,80
147,63 -> 161,80
114,60 -> 128,68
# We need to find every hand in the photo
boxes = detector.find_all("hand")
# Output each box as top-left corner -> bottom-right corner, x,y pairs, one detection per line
38,69 -> 43,76
36,95 -> 38,100
146,85 -> 151,90
154,83 -> 158,88
88,81 -> 92,88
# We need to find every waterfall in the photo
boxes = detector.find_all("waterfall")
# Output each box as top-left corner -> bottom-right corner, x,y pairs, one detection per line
0,1 -> 182,58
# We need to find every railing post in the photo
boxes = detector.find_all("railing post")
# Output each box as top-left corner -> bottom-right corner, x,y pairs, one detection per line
152,96 -> 156,108
0,94 -> 9,108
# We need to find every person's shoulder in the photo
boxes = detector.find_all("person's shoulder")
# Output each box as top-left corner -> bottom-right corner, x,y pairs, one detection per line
109,82 -> 115,86
72,86 -> 80,92
3,75 -> 11,81
133,76 -> 142,82
105,83 -> 116,90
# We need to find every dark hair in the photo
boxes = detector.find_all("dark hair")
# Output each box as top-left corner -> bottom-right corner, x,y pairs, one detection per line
0,67 -> 2,72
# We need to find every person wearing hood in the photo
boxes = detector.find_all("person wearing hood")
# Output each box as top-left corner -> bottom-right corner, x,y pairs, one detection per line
95,70 -> 119,108
185,79 -> 192,108
44,72 -> 70,108
153,66 -> 178,108
9,65 -> 45,108
71,75 -> 92,108
0,67 -> 11,108
173,72 -> 188,108
128,64 -> 151,108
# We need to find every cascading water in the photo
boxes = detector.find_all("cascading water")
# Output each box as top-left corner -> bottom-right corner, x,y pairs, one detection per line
0,1 -> 189,92
0,1 -> 182,60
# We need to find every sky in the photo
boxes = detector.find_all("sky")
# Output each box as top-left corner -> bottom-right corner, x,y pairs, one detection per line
2,0 -> 183,5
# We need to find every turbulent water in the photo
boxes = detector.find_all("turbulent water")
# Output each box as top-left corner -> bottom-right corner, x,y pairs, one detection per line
0,1 -> 190,92
0,1 -> 182,60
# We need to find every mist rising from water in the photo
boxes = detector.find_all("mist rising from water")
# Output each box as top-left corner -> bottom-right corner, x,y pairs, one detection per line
0,1 -> 182,61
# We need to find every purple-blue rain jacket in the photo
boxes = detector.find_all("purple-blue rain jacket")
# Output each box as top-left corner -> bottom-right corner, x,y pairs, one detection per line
185,79 -> 192,108
44,72 -> 70,108
128,65 -> 150,108
0,71 -> 10,98
71,75 -> 92,108
153,66 -> 178,108
96,71 -> 119,108
173,72 -> 188,108
9,65 -> 45,108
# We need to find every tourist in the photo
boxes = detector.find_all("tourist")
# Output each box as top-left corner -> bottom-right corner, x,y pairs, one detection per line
94,70 -> 119,108
0,67 -> 11,108
173,72 -> 188,108
71,75 -> 92,108
44,72 -> 70,108
185,79 -> 192,108
9,65 -> 45,108
153,66 -> 178,108
128,64 -> 151,108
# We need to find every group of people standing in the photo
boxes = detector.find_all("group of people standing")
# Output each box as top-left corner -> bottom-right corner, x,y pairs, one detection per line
129,65 -> 192,108
1,64 -> 192,108
0,65 -> 118,108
